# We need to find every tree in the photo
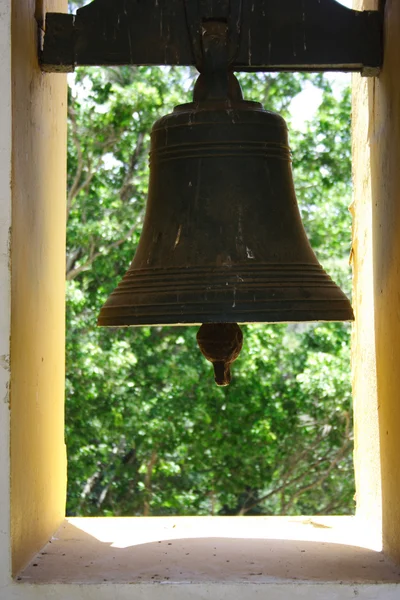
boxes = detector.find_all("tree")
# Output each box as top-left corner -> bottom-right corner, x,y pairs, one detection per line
65,61 -> 354,517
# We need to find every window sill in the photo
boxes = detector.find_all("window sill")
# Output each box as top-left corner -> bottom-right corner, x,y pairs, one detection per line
16,516 -> 400,594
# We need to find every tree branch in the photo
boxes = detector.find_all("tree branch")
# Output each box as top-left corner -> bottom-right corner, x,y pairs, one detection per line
120,131 -> 145,203
67,105 -> 120,219
66,224 -> 136,280
238,415 -> 352,516
282,438 -> 352,513
67,104 -> 85,218
77,469 -> 101,513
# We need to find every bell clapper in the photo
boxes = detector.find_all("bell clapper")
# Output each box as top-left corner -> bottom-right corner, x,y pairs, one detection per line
197,323 -> 244,387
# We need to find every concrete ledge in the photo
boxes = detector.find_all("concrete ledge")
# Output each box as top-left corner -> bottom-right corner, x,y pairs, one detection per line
15,516 -> 400,592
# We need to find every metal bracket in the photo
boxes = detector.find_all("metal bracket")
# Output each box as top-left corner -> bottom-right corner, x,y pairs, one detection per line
40,0 -> 383,76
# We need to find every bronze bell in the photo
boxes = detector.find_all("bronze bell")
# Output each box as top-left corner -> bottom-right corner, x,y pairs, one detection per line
98,73 -> 353,384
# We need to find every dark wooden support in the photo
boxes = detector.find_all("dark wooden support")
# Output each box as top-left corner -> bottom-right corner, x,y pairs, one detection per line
41,13 -> 75,73
41,0 -> 383,76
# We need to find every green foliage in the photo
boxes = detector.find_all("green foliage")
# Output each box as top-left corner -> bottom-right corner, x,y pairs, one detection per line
66,64 -> 354,517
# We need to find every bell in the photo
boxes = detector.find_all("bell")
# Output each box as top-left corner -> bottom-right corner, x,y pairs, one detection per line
98,74 -> 353,330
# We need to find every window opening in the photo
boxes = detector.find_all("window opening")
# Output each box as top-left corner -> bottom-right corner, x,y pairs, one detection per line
65,64 -> 354,519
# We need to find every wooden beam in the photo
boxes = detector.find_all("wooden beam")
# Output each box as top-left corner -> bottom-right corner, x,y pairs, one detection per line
41,0 -> 383,76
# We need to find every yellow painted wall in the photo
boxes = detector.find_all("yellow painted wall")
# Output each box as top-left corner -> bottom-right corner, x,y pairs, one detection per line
352,0 -> 382,538
353,0 -> 400,563
10,0 -> 68,575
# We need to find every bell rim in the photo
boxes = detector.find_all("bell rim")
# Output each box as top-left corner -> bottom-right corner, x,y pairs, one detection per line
98,308 -> 354,327
98,263 -> 354,327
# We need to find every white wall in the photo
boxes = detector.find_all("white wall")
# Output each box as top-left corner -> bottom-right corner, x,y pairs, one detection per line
0,0 -> 13,592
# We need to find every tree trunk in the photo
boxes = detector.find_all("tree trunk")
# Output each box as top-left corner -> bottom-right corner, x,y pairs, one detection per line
143,450 -> 158,516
